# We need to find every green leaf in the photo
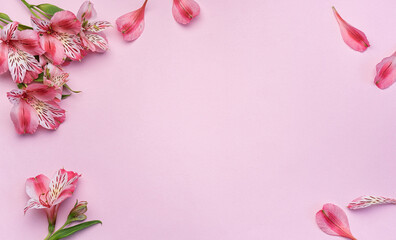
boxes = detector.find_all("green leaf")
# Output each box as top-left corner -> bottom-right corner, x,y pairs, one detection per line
35,4 -> 63,16
0,13 -> 12,22
61,94 -> 71,100
48,220 -> 102,240
17,83 -> 26,89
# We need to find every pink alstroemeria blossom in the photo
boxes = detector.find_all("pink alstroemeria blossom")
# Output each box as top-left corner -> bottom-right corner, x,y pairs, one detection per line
0,22 -> 44,83
24,169 -> 81,226
172,0 -> 200,25
77,1 -> 111,52
348,196 -> 396,209
332,7 -> 370,52
31,11 -> 83,65
374,52 -> 396,89
43,63 -> 69,89
316,203 -> 357,240
7,84 -> 65,134
116,0 -> 147,42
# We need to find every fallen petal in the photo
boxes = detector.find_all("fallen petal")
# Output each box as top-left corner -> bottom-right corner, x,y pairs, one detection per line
374,52 -> 396,89
348,196 -> 396,209
172,0 -> 200,25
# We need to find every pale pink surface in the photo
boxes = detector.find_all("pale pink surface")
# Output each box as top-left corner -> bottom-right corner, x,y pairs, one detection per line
1,0 -> 396,239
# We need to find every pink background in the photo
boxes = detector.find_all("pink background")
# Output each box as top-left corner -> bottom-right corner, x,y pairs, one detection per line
1,0 -> 396,239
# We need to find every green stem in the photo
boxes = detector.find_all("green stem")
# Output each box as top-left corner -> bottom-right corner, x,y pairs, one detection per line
64,84 -> 81,93
32,6 -> 51,19
20,0 -> 43,19
0,19 -> 8,25
21,0 -> 32,8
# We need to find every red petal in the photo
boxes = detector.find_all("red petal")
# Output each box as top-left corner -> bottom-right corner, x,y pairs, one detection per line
26,174 -> 50,200
51,11 -> 81,35
10,100 -> 39,134
39,34 -> 65,65
374,53 -> 396,89
316,203 -> 356,240
26,83 -> 60,102
332,7 -> 369,52
116,0 -> 147,42
172,0 -> 200,25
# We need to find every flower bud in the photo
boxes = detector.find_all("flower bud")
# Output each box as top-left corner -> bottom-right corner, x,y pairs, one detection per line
67,200 -> 88,223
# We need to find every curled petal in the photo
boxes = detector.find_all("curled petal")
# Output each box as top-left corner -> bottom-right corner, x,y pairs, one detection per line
25,174 -> 50,200
316,203 -> 356,240
51,11 -> 81,35
40,34 -> 65,65
348,196 -> 396,209
116,0 -> 147,42
1,22 -> 18,41
10,100 -> 39,134
31,17 -> 50,32
172,0 -> 200,25
85,21 -> 111,32
374,53 -> 396,89
77,1 -> 97,21
14,30 -> 45,56
332,7 -> 369,52
24,199 -> 47,214
0,42 -> 9,74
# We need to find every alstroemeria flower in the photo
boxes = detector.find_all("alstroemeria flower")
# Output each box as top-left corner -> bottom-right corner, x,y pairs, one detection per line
24,169 -> 81,226
0,22 -> 44,83
374,52 -> 396,89
31,10 -> 83,65
332,7 -> 370,52
7,84 -> 65,134
43,63 -> 69,89
172,0 -> 200,25
77,1 -> 111,52
116,0 -> 147,42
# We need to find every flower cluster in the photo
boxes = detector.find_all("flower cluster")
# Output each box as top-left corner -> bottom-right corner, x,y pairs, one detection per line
0,0 -> 111,134
25,168 -> 101,240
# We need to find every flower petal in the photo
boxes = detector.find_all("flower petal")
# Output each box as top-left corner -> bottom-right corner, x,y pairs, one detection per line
85,21 -> 111,33
26,174 -> 50,200
24,199 -> 47,214
374,53 -> 396,89
9,100 -> 39,134
44,63 -> 69,88
316,203 -> 356,240
116,3 -> 146,42
56,33 -> 83,61
172,0 -> 200,25
332,7 -> 369,52
348,196 -> 396,209
51,11 -> 81,35
8,48 -> 42,83
14,30 -> 45,56
77,1 -> 97,21
39,34 -> 65,65
31,17 -> 50,32
1,22 -> 18,41
0,42 -> 9,74
85,33 -> 108,52
48,169 -> 80,206
29,98 -> 65,130
26,83 -> 60,102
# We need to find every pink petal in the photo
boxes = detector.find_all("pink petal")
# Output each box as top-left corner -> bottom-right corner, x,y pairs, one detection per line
23,70 -> 40,84
48,169 -> 79,206
39,34 -> 65,65
348,196 -> 396,210
14,30 -> 45,56
316,203 -> 356,240
1,22 -> 18,41
85,21 -> 111,32
25,174 -> 50,200
332,7 -> 369,52
172,0 -> 200,25
77,1 -> 97,21
116,0 -> 147,42
29,98 -> 66,130
31,17 -> 50,33
374,53 -> 396,89
51,11 -> 82,35
24,199 -> 47,214
26,83 -> 60,101
55,33 -> 83,61
44,63 -> 69,88
0,42 -> 9,74
10,100 -> 39,134
85,32 -> 108,52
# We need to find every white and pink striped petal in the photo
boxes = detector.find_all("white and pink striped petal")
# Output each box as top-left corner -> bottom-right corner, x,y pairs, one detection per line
85,21 -> 111,33
348,196 -> 396,210
31,17 -> 50,33
56,33 -> 83,61
1,22 -> 18,41
28,98 -> 65,130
